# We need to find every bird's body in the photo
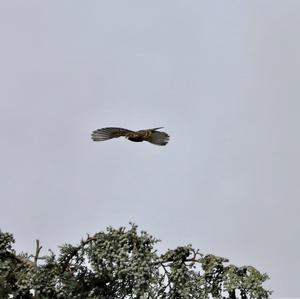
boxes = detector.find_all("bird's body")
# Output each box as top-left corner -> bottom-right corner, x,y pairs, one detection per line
127,136 -> 144,142
91,127 -> 169,146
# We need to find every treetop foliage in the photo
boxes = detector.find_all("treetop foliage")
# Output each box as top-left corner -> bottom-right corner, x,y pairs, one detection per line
0,224 -> 271,299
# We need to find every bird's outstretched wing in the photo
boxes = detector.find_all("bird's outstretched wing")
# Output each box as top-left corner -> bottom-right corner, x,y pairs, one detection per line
91,127 -> 133,141
144,130 -> 170,146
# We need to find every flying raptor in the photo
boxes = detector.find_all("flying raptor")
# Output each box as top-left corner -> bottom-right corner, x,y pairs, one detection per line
91,127 -> 169,146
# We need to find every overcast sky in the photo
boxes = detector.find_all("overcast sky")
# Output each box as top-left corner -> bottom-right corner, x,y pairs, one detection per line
1,1 -> 300,297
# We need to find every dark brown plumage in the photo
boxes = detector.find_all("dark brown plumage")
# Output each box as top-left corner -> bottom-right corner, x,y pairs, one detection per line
91,127 -> 170,146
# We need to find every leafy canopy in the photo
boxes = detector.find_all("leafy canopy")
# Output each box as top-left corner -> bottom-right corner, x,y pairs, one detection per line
0,224 -> 271,299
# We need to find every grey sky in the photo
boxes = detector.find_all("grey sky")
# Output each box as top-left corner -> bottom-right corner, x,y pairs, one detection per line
1,1 -> 300,297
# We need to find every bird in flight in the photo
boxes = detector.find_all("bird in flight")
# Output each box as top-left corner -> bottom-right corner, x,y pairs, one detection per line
91,127 -> 170,146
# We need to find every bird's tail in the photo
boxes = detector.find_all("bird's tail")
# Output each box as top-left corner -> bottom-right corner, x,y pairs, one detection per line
150,127 -> 164,131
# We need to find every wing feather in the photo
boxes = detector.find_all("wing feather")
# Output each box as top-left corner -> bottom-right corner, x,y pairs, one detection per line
91,127 -> 133,141
144,131 -> 170,146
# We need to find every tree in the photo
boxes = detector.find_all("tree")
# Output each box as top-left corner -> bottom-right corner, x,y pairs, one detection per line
0,224 -> 271,299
